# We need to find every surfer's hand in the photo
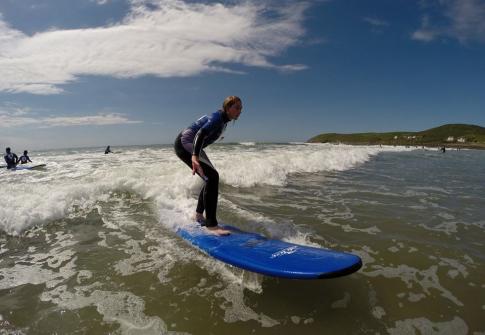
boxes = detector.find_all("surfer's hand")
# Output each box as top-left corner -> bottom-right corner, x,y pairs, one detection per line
191,155 -> 205,178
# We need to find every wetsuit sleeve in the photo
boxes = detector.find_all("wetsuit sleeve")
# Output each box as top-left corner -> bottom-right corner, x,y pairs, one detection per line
192,128 -> 207,156
192,111 -> 225,156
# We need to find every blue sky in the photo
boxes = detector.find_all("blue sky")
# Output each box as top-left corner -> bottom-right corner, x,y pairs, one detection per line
0,0 -> 484,150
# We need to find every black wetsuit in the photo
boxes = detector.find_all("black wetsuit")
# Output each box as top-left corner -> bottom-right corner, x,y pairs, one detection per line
174,110 -> 229,227
19,155 -> 32,164
4,153 -> 18,169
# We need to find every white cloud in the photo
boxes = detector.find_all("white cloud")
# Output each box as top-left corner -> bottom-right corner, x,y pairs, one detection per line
412,15 -> 439,42
412,29 -> 438,42
446,0 -> 485,43
91,0 -> 111,5
363,16 -> 390,34
363,17 -> 389,28
412,0 -> 485,43
41,114 -> 142,127
0,0 -> 309,95
0,106 -> 141,128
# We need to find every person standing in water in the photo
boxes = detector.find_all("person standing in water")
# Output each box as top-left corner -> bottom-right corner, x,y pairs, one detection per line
18,150 -> 32,164
4,147 -> 19,169
105,146 -> 112,154
174,96 -> 243,236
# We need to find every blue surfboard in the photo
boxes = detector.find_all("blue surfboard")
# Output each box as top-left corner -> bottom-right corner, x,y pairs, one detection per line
176,224 -> 362,279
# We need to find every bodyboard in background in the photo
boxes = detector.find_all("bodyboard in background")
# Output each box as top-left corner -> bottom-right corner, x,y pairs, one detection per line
176,224 -> 362,279
13,164 -> 47,171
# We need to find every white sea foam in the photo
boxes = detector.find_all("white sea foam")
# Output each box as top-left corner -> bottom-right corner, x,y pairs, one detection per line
363,264 -> 463,306
41,285 -> 187,335
0,230 -> 78,290
214,283 -> 279,327
216,143 -> 401,187
0,144 -> 406,235
387,316 -> 468,335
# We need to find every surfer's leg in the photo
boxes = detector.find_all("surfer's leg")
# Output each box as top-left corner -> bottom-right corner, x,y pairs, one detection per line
175,134 -> 208,223
197,153 -> 229,234
194,189 -> 206,224
175,134 -> 203,216
199,161 -> 219,227
196,190 -> 205,214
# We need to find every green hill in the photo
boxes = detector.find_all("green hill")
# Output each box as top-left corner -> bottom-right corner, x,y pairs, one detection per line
308,124 -> 485,149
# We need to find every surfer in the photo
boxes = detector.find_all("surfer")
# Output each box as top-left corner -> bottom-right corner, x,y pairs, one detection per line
4,147 -> 19,169
105,146 -> 112,154
174,96 -> 243,236
18,150 -> 32,164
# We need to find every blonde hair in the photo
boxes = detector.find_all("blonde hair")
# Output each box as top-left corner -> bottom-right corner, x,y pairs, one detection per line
222,96 -> 242,112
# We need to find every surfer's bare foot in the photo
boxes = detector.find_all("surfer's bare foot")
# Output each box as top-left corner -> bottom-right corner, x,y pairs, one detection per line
206,226 -> 231,236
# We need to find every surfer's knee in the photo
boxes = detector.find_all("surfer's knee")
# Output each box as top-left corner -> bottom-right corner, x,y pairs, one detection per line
211,170 -> 219,183
205,169 -> 219,184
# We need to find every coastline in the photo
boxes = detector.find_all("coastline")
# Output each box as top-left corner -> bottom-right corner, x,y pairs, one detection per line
306,124 -> 485,150
306,141 -> 485,150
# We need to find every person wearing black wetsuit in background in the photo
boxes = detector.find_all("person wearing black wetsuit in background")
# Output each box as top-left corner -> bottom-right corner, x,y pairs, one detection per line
105,146 -> 112,154
174,96 -> 243,236
4,147 -> 19,169
18,150 -> 32,164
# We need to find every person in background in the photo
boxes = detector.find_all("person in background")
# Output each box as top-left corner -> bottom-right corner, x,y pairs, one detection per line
174,96 -> 243,236
105,145 -> 112,154
18,150 -> 32,164
4,147 -> 19,169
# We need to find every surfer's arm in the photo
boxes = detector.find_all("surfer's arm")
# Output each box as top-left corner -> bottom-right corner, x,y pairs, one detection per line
191,154 -> 205,178
191,129 -> 207,178
192,111 -> 224,156
192,127 -> 206,157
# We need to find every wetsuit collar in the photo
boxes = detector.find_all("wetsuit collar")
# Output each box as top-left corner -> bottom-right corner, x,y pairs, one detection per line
221,110 -> 230,123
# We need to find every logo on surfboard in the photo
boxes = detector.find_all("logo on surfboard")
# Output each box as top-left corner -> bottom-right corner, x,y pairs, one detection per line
270,246 -> 298,259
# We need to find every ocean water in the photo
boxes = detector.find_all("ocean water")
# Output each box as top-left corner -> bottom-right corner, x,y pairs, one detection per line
0,143 -> 483,335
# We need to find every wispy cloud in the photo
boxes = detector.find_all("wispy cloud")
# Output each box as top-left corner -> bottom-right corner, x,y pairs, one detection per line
412,0 -> 485,43
40,114 -> 141,127
412,15 -> 439,42
363,17 -> 389,28
0,0 -> 309,95
91,0 -> 111,5
0,105 -> 141,128
363,16 -> 389,34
